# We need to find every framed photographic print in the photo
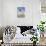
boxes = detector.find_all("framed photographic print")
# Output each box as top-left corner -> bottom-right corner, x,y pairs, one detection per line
17,7 -> 25,18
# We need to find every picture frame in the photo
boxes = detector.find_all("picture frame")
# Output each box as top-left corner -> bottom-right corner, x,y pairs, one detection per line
17,7 -> 25,18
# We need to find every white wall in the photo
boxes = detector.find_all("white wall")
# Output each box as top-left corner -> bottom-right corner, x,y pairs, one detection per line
0,0 -> 3,26
0,0 -> 41,27
32,0 -> 41,27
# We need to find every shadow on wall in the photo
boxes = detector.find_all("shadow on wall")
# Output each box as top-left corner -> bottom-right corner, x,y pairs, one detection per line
0,27 -> 5,40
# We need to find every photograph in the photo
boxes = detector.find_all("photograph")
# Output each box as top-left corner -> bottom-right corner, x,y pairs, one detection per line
17,7 -> 25,18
